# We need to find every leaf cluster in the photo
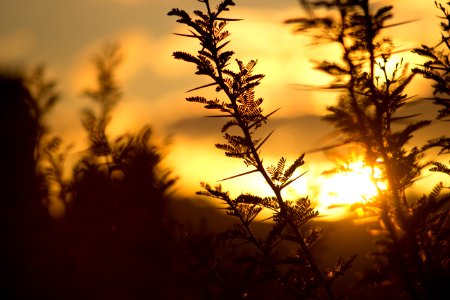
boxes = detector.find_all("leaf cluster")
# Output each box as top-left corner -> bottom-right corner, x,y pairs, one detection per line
24,65 -> 61,163
413,1 -> 450,175
197,183 -> 355,297
170,2 -> 280,169
293,1 -> 429,192
25,65 -> 59,135
266,155 -> 307,190
413,1 -> 450,120
81,42 -> 122,157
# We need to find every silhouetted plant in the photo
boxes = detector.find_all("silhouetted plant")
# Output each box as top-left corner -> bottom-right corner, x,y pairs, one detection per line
0,72 -> 38,206
287,0 -> 450,298
169,1 -> 355,298
413,1 -> 450,121
81,42 -> 122,158
25,65 -> 60,158
0,71 -> 67,299
2,66 -> 61,208
413,1 -> 450,176
23,66 -> 72,211
70,42 -> 176,210
58,43 -> 180,299
1,31 -> 199,300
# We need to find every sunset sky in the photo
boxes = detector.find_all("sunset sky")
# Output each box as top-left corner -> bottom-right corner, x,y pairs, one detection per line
1,0 -> 448,219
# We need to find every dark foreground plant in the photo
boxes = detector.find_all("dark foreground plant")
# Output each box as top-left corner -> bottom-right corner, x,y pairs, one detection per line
287,0 -> 450,298
169,0 -> 355,299
27,44 -> 179,299
413,1 -> 450,173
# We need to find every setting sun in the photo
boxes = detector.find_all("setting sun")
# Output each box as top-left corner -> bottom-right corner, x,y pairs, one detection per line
315,159 -> 386,220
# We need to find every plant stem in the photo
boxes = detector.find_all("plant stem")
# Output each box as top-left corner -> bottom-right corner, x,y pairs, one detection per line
204,11 -> 333,300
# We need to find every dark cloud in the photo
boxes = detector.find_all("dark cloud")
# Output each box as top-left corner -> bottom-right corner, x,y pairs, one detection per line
167,114 -> 335,153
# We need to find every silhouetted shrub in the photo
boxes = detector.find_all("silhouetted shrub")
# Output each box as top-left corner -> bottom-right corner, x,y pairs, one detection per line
169,1 -> 355,298
287,1 -> 450,298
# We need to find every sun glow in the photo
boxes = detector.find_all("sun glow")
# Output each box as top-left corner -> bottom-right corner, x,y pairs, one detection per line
315,160 -> 386,221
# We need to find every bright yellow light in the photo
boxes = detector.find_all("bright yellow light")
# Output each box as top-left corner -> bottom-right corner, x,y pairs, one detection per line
315,160 -> 386,221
